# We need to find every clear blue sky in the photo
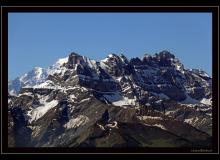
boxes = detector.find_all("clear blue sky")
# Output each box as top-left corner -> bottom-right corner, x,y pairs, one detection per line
8,13 -> 212,80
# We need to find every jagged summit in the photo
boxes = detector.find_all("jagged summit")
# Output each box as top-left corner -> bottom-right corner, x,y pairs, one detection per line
142,50 -> 175,59
9,50 -> 212,107
8,50 -> 212,147
70,51 -> 80,56
158,50 -> 175,58
66,52 -> 83,66
9,51 -> 211,95
119,54 -> 129,63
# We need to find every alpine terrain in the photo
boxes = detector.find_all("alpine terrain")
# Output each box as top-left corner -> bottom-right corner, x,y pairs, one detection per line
8,50 -> 212,148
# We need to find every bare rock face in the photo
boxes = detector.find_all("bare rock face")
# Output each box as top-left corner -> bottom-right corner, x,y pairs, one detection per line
161,85 -> 186,101
66,52 -> 84,68
9,107 -> 32,147
8,112 -> 15,147
8,50 -> 212,148
188,87 -> 206,100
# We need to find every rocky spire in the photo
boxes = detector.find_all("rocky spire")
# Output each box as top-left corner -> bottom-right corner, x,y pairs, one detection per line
66,52 -> 84,69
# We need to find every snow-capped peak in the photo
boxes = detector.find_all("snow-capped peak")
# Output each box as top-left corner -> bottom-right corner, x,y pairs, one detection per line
33,66 -> 43,70
55,57 -> 68,66
8,57 -> 68,94
32,67 -> 44,79
108,54 -> 114,58
8,67 -> 48,94
47,56 -> 69,76
19,67 -> 47,83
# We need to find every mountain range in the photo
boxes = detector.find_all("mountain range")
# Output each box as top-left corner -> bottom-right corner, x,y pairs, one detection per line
8,50 -> 212,147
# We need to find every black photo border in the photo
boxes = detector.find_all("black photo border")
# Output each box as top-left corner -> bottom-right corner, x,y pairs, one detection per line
1,6 -> 219,155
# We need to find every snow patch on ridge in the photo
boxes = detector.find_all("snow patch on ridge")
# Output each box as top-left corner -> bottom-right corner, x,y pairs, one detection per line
200,98 -> 212,106
28,99 -> 58,123
64,115 -> 89,129
180,94 -> 212,106
137,116 -> 163,121
153,124 -> 167,130
103,92 -> 136,106
55,57 -> 68,66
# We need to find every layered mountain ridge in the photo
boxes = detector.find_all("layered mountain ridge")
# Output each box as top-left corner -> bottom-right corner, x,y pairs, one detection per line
8,51 -> 212,147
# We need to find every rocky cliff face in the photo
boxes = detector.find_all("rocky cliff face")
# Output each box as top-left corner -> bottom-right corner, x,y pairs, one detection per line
8,51 -> 212,147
